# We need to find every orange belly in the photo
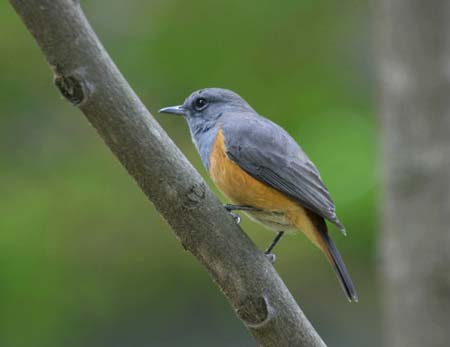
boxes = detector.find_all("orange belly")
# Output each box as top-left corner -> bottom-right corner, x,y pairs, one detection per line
209,129 -> 319,243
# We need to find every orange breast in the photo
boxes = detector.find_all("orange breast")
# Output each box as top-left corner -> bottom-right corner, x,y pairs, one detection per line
208,129 -> 331,249
209,129 -> 288,209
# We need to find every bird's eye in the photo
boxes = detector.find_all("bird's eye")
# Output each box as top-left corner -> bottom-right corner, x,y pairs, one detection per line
194,97 -> 208,111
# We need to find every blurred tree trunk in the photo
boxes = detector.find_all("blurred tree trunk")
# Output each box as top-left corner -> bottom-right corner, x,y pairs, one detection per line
378,1 -> 450,347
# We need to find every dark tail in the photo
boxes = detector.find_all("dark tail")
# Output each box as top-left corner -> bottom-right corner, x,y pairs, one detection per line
308,212 -> 358,302
320,231 -> 358,302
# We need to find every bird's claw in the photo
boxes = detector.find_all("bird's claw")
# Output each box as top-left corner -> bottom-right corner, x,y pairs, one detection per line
265,253 -> 277,264
228,211 -> 241,224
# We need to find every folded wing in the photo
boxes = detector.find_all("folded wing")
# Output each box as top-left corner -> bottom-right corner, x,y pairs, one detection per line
223,114 -> 346,233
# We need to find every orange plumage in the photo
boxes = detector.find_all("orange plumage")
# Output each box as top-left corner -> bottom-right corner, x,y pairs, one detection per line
209,129 -> 324,250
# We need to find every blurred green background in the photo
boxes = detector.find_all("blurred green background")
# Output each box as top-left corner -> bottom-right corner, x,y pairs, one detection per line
0,0 -> 377,346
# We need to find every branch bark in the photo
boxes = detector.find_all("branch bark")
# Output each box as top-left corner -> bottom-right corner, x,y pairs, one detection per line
377,1 -> 450,347
9,1 -> 327,346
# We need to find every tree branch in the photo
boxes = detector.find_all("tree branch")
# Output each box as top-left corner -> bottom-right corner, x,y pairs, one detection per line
9,1 -> 327,346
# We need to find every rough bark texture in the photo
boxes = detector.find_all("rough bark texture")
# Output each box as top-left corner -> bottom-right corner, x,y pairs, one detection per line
9,1 -> 328,346
378,1 -> 450,347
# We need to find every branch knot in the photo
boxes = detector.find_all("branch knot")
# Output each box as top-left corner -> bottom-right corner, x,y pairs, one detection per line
236,295 -> 274,329
184,182 -> 206,208
54,73 -> 88,106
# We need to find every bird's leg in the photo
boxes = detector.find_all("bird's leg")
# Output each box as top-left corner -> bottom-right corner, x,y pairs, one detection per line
223,204 -> 262,224
224,204 -> 262,212
264,231 -> 285,263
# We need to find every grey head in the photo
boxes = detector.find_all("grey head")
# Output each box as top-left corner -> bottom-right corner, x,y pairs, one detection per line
159,88 -> 254,130
159,88 -> 255,169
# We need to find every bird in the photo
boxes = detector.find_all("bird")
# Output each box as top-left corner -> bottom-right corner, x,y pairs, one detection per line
159,88 -> 358,302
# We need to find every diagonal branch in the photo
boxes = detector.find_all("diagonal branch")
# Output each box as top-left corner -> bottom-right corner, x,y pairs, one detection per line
9,1 -> 327,346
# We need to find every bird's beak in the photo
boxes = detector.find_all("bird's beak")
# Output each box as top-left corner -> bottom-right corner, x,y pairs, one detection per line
158,105 -> 186,116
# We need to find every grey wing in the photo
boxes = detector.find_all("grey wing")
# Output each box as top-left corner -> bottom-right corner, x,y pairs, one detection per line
223,115 -> 346,233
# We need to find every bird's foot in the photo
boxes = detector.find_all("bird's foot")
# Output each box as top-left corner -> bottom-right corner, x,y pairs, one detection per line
228,211 -> 241,224
224,204 -> 263,225
265,252 -> 277,264
263,231 -> 284,264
